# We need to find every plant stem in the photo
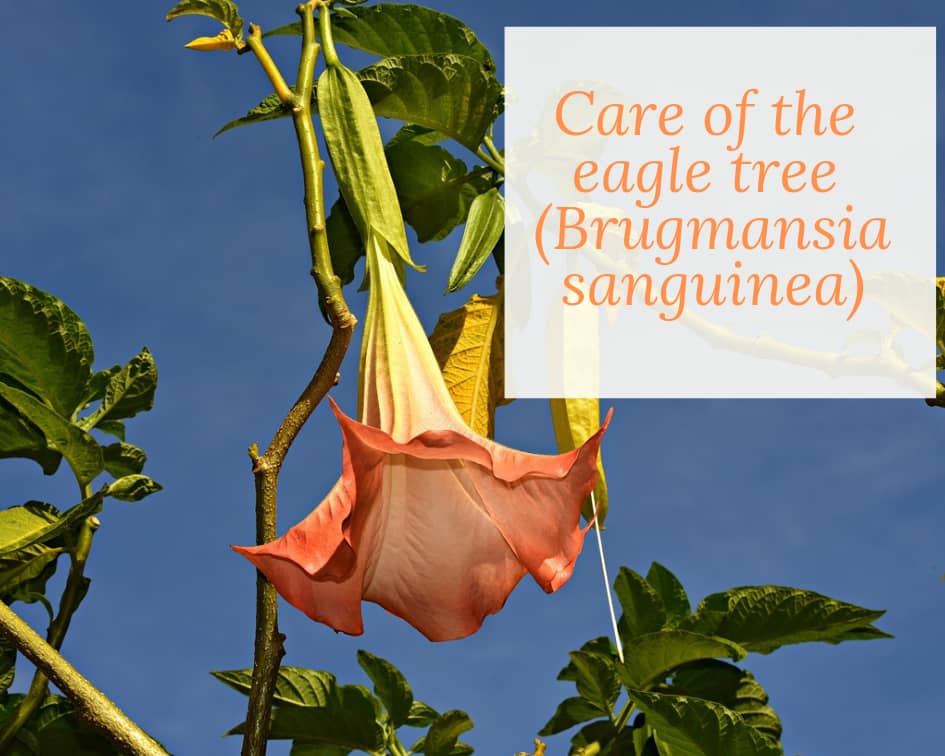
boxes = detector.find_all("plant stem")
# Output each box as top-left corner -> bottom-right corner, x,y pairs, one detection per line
483,135 -> 505,170
0,589 -> 166,754
318,2 -> 341,68
476,146 -> 505,174
0,513 -> 99,749
613,699 -> 635,731
240,6 -> 356,756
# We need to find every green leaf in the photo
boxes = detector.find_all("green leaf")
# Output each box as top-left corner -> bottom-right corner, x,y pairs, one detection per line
212,667 -> 335,708
447,188 -> 504,292
628,690 -> 782,756
406,700 -> 439,727
107,475 -> 162,503
614,567 -> 666,641
166,0 -> 244,41
102,442 -> 147,478
668,661 -> 782,746
215,92 -> 292,137
569,651 -> 620,715
21,695 -> 126,756
0,495 -> 104,557
386,124 -> 448,150
0,277 -> 94,418
618,630 -> 746,690
678,585 -> 887,654
227,685 -> 385,752
267,4 -> 494,68
539,698 -> 606,736
0,541 -> 63,600
557,637 -> 616,682
318,63 -> 418,269
356,650 -> 413,728
0,399 -> 62,475
421,710 -> 474,756
568,720 -> 618,755
0,384 -> 102,486
387,141 -> 492,243
646,562 -> 691,627
0,635 -> 15,696
358,54 -> 503,151
89,348 -> 158,425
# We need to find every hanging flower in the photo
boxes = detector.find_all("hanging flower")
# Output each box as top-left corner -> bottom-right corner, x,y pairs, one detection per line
234,234 -> 610,641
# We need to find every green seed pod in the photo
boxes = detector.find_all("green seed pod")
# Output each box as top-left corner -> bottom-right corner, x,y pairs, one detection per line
317,63 -> 420,271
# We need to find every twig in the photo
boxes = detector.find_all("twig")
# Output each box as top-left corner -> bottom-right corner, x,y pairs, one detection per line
0,600 -> 167,755
241,6 -> 356,756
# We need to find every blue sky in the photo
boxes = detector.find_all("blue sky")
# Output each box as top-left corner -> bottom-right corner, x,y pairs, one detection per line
1,1 -> 943,754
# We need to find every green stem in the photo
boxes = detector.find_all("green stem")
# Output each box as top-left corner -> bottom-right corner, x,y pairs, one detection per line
318,2 -> 341,68
476,146 -> 505,174
483,135 -> 505,169
0,601 -> 167,755
613,699 -> 635,732
240,5 -> 355,756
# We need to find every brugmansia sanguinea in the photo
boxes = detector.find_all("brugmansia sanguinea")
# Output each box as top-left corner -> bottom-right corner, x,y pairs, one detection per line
234,234 -> 610,641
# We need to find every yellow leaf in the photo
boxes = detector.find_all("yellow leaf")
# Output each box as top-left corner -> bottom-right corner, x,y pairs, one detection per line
184,28 -> 239,51
550,397 -> 608,526
429,284 -> 504,438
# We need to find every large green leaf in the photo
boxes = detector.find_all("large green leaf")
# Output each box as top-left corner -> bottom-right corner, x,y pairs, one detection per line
165,0 -> 244,41
359,54 -> 502,151
646,562 -> 691,627
618,631 -> 746,690
0,399 -> 62,475
356,650 -> 413,728
447,187 -> 504,292
268,4 -> 494,67
568,720 -> 618,755
227,685 -> 384,752
212,667 -> 336,708
0,277 -> 94,418
679,586 -> 887,654
615,566 -> 666,641
668,661 -> 782,746
0,496 -> 104,557
0,384 -> 101,486
387,140 -> 492,243
569,651 -> 620,716
628,690 -> 782,756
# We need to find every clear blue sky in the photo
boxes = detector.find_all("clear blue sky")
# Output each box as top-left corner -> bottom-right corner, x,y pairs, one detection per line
1,1 -> 942,754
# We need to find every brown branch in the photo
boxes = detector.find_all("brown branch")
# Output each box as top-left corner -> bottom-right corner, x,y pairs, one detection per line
241,5 -> 356,756
0,600 -> 167,755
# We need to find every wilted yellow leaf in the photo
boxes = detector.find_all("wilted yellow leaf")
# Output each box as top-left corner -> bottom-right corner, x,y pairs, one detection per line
429,284 -> 504,438
184,28 -> 239,51
550,397 -> 609,526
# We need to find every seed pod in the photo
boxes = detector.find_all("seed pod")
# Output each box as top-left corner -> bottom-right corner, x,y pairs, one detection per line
317,63 -> 420,270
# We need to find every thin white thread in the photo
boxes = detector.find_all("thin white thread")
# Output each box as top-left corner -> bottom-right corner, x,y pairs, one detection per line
590,491 -> 624,663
